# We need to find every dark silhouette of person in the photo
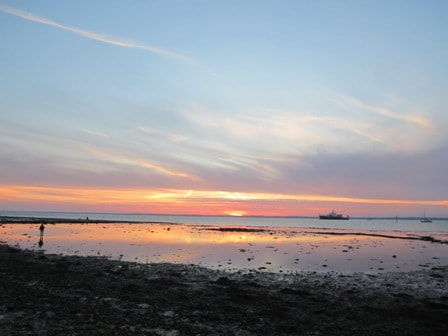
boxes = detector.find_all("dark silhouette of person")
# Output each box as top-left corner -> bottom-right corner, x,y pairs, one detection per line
38,223 -> 45,248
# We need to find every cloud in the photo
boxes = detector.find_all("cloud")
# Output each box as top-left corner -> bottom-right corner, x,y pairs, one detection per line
80,128 -> 108,138
0,4 -> 195,63
342,96 -> 433,129
5,184 -> 440,208
181,104 -> 376,157
84,146 -> 199,181
136,126 -> 189,143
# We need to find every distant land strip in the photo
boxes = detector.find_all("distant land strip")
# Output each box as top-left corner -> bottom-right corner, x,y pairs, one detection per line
0,216 -> 179,225
311,231 -> 448,245
199,226 -> 448,245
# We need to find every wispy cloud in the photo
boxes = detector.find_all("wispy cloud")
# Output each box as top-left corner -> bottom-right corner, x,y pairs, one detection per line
181,104 -> 376,157
136,126 -> 189,143
0,4 -> 195,63
342,96 -> 433,129
84,146 -> 199,180
143,188 -> 448,208
80,128 -> 108,138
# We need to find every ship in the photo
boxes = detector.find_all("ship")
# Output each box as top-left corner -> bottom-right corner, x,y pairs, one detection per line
420,210 -> 432,223
319,210 -> 350,220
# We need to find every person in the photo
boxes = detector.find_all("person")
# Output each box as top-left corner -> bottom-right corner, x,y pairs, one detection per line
38,223 -> 45,248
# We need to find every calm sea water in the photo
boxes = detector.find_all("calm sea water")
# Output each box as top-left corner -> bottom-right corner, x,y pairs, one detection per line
2,221 -> 448,273
2,211 -> 448,273
2,210 -> 448,232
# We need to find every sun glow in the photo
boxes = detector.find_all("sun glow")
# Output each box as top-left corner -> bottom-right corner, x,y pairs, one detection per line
225,211 -> 247,217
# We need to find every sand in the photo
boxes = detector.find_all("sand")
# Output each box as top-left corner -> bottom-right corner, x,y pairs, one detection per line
1,241 -> 447,336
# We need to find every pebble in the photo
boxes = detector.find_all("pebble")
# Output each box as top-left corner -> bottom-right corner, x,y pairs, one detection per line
163,310 -> 175,317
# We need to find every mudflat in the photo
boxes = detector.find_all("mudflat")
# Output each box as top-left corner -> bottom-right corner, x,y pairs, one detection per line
0,243 -> 447,336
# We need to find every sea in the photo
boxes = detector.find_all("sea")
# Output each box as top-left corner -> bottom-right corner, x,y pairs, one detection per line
2,210 -> 448,232
2,210 -> 448,273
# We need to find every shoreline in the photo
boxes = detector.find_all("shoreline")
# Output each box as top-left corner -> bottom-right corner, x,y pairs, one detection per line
0,216 -> 181,226
0,216 -> 147,224
2,213 -> 448,221
1,242 -> 447,335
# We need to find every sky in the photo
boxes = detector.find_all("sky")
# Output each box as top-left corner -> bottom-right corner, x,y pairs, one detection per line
1,0 -> 447,217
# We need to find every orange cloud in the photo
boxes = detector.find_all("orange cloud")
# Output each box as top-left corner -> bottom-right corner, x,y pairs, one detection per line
144,188 -> 448,206
1,185 -> 447,216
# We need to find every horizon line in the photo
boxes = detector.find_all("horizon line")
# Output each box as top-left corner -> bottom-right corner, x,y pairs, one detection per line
1,210 -> 447,220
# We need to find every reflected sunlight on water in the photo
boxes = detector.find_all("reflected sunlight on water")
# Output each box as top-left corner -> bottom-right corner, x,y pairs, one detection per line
1,222 -> 447,273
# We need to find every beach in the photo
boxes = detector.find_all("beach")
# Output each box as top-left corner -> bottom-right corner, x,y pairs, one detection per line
1,218 -> 448,335
1,243 -> 447,335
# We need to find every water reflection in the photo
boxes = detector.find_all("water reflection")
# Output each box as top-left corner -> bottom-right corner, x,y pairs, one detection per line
1,223 -> 447,273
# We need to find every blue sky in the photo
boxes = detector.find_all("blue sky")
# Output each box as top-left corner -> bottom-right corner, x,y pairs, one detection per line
1,1 -> 447,216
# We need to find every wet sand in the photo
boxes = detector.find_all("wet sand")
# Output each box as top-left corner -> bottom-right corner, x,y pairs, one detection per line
1,243 -> 447,335
1,217 -> 448,335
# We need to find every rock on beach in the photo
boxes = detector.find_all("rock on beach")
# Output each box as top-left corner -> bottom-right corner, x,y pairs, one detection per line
0,243 -> 447,335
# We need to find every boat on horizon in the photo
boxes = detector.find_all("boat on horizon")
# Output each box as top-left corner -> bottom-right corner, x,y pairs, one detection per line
420,210 -> 432,223
319,210 -> 350,220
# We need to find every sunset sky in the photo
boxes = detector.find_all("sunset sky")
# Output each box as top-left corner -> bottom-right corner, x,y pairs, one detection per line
1,1 -> 447,216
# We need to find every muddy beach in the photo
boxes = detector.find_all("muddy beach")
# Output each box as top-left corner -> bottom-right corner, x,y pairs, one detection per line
1,242 -> 447,336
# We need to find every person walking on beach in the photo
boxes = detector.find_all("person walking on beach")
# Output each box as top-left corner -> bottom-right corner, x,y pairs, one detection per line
38,223 -> 45,247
